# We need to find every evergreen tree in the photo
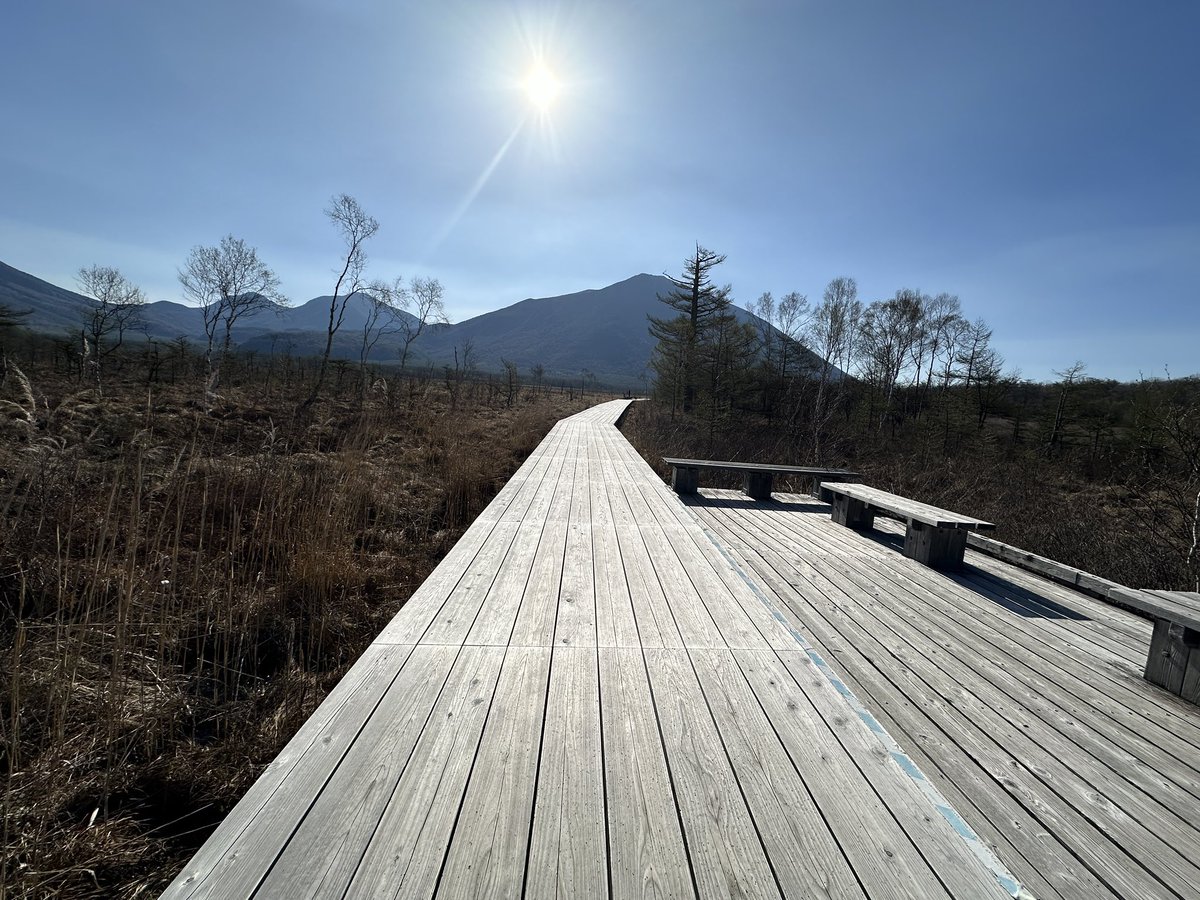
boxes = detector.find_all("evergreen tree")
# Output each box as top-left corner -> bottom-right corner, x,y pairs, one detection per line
648,244 -> 731,414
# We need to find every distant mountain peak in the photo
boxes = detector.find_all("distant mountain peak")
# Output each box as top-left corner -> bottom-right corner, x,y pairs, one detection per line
0,260 -> 838,388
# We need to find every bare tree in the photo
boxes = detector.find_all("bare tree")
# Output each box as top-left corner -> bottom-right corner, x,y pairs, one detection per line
358,277 -> 407,378
400,277 -> 447,371
179,235 -> 284,394
808,277 -> 860,458
75,265 -> 146,395
306,194 -> 380,407
775,291 -> 809,381
501,358 -> 520,407
858,289 -> 924,431
1047,361 -> 1088,457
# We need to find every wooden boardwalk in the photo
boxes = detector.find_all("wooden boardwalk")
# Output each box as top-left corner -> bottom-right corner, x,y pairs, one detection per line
690,488 -> 1200,900
164,400 -> 1025,899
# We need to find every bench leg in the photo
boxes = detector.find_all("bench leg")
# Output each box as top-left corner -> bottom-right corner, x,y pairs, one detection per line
671,466 -> 699,495
743,471 -> 774,500
1145,618 -> 1199,697
831,494 -> 874,530
903,522 -> 967,569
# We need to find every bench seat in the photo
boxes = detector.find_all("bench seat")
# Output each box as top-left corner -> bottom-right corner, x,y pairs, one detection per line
662,458 -> 858,501
822,483 -> 995,569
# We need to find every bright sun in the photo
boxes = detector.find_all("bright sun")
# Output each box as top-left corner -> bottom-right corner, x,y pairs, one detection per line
524,64 -> 561,111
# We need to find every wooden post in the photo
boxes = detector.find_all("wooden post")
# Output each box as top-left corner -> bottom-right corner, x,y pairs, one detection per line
831,494 -> 874,530
743,471 -> 774,501
671,465 -> 699,495
903,522 -> 968,569
1144,618 -> 1195,695
1183,647 -> 1200,705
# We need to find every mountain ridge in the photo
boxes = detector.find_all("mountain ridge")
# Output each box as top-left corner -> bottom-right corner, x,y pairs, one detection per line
1,262 -> 832,388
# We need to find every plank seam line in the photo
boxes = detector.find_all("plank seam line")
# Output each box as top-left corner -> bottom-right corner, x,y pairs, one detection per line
686,515 -> 1031,900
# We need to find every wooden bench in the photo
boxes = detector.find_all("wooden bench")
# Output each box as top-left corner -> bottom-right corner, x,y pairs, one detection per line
663,458 -> 858,501
822,483 -> 996,569
1107,587 -> 1200,703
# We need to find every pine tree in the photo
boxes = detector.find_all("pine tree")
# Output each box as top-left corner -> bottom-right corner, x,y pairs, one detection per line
648,244 -> 731,414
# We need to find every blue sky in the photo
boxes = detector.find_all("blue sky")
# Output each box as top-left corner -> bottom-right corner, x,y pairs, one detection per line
2,1 -> 1196,380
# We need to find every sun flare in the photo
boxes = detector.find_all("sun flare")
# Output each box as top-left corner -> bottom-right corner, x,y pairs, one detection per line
524,64 -> 561,111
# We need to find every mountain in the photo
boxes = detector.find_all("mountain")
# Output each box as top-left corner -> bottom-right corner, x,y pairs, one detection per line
414,274 -> 674,384
0,261 -> 95,332
1,262 -> 837,388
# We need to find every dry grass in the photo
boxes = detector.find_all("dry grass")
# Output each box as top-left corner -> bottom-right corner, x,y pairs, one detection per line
0,368 -> 592,898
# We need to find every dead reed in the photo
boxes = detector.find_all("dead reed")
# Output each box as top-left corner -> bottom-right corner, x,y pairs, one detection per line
0,369 -> 589,898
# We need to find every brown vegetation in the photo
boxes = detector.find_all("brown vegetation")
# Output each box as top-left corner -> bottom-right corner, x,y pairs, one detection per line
0,352 -> 592,898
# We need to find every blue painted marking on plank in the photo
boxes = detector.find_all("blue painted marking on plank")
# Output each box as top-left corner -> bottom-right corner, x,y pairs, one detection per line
695,520 -> 1030,899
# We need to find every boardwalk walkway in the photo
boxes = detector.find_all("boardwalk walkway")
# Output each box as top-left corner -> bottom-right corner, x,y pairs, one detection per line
165,400 -> 1022,899
690,491 -> 1200,900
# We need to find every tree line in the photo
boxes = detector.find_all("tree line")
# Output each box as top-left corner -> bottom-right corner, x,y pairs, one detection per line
649,243 -> 1014,458
1,195 -> 447,408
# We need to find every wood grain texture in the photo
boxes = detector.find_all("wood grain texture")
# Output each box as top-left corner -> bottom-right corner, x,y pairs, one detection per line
688,648 -> 866,899
599,648 -> 695,900
525,647 -> 607,900
437,646 -> 553,900
642,648 -> 781,900
346,645 -> 506,899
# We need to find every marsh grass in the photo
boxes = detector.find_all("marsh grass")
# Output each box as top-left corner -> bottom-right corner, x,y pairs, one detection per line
0,367 -> 591,898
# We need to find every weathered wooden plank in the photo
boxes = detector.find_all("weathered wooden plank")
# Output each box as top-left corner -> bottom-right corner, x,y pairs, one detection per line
465,521 -> 548,646
604,473 -> 684,650
437,646 -> 552,899
733,649 -> 964,900
374,521 -> 503,645
634,522 -> 727,649
344,646 -> 506,899
606,443 -> 777,652
688,648 -> 868,899
902,520 -> 968,569
856,557 -> 1200,809
694,503 -> 1141,900
598,648 -> 695,899
1184,646 -> 1200,705
554,446 -> 597,648
753,648 -> 1093,900
590,439 -> 641,649
751,549 -> 1200,898
753,498 -> 1200,749
736,502 -> 1200,827
509,456 -> 576,648
819,555 -> 1200,855
161,644 -> 416,898
419,520 -> 522,646
642,648 -> 781,899
251,644 -> 459,898
525,647 -> 607,899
